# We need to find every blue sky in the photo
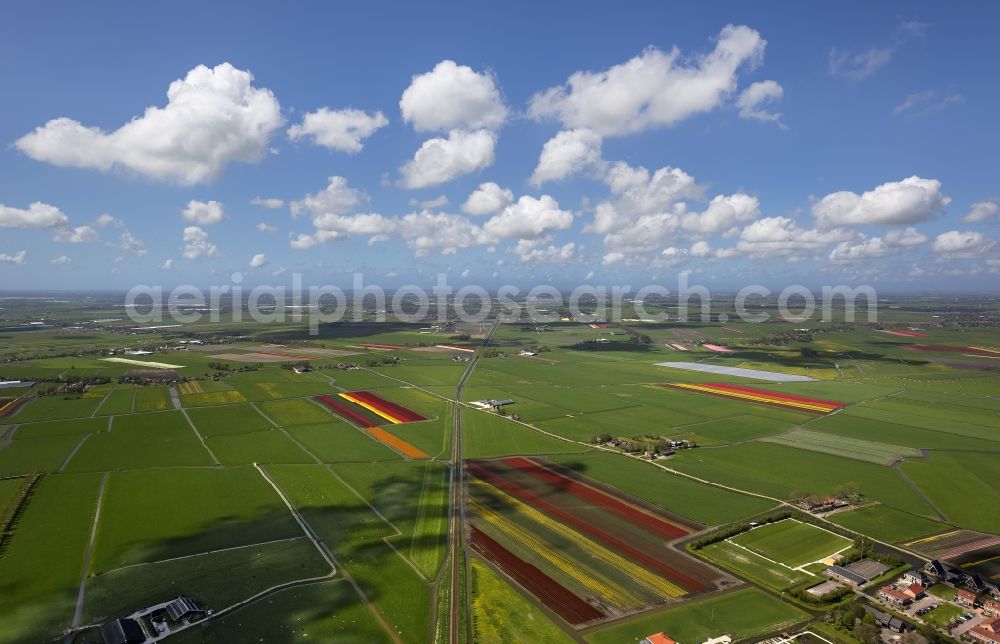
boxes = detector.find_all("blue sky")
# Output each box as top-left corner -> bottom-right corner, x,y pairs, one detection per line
1,1 -> 998,291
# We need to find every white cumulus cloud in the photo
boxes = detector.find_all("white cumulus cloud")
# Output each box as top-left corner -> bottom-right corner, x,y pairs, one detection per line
962,200 -> 998,224
400,60 -> 507,132
290,176 -> 365,218
530,128 -> 604,186
398,211 -> 486,256
288,107 -> 388,153
15,63 -> 283,184
483,195 -> 574,241
0,250 -> 27,265
398,129 -> 495,189
51,255 -> 72,265
182,226 -> 219,260
682,193 -> 760,234
53,225 -> 99,243
0,202 -> 69,229
932,230 -> 994,256
461,182 -> 513,216
182,200 -> 227,225
736,80 -> 785,126
528,25 -> 766,136
251,196 -> 284,209
737,216 -> 854,257
249,253 -> 268,268
812,176 -> 950,229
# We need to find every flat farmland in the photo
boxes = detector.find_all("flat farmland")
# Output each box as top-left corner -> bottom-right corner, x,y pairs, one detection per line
133,386 -> 172,412
759,428 -> 921,465
830,505 -> 949,543
0,473 -> 103,642
82,537 -> 329,624
93,387 -> 135,415
267,464 -> 431,643
186,403 -> 272,436
546,450 -> 777,526
91,467 -> 301,571
283,421 -> 402,462
257,397 -> 334,426
584,587 -> 809,644
64,411 -> 215,471
730,519 -> 853,568
469,558 -> 573,643
461,408 -> 588,458
901,451 -> 1000,533
205,429 -> 314,464
0,434 -> 87,475
9,395 -> 103,423
169,579 -> 387,643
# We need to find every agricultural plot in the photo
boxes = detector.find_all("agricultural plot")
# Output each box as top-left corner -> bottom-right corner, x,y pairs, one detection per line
13,416 -> 103,439
730,519 -> 853,569
667,382 -> 844,414
467,457 -> 720,621
83,536 -> 328,624
267,464 -> 432,643
93,387 -> 135,415
0,434 -> 87,475
205,429 -> 313,464
545,450 -> 777,526
169,579 -> 388,643
585,587 -> 809,644
8,395 -> 102,422
655,361 -> 817,382
759,429 -> 921,465
461,407 -> 587,458
186,403 -> 272,437
830,505 -> 949,544
283,421 -> 401,462
257,397 -> 334,426
91,467 -> 302,572
901,451 -> 1000,534
179,389 -> 248,406
132,386 -> 172,412
469,559 -> 574,643
64,411 -> 214,472
0,473 -> 104,643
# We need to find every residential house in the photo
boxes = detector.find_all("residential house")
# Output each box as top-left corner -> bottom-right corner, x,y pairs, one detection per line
641,633 -> 677,644
970,617 -> 1000,644
958,588 -> 980,607
879,585 -> 913,606
903,583 -> 925,600
983,599 -> 1000,617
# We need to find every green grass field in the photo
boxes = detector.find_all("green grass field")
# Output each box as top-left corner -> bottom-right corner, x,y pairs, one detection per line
64,411 -> 215,472
584,588 -> 809,644
730,519 -> 853,568
760,428 -> 921,465
830,505 -> 949,543
901,451 -> 1000,533
257,397 -> 334,426
545,450 -> 778,526
91,467 -> 302,571
0,473 -> 103,642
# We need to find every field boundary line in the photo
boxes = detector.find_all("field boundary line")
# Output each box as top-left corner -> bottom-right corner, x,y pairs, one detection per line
891,461 -> 948,522
176,404 -> 220,465
100,536 -> 307,574
59,433 -> 91,472
253,463 -> 403,644
90,387 -> 116,418
72,472 -> 108,628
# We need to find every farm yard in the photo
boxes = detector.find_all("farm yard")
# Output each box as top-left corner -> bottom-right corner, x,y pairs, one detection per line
0,300 -> 998,642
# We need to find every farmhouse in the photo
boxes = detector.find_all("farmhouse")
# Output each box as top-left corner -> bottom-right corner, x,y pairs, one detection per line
899,570 -> 927,587
903,583 -> 925,600
878,585 -> 912,606
863,606 -> 911,633
826,565 -> 868,587
100,618 -> 146,644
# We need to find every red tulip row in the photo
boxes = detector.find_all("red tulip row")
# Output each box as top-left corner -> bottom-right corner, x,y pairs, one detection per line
469,524 -> 604,624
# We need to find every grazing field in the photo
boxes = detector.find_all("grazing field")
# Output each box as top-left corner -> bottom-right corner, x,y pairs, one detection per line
830,505 -> 949,543
257,397 -> 334,426
0,473 -> 104,643
91,467 -> 301,571
283,421 -> 401,462
730,519 -> 853,568
469,559 -> 573,643
584,588 -> 809,644
461,408 -> 588,458
0,434 -> 87,474
546,450 -> 778,526
267,464 -> 432,643
94,388 -> 135,415
901,451 -> 1000,534
9,395 -> 102,423
186,404 -> 272,436
83,537 -> 329,623
169,580 -> 387,643
760,428 -> 921,465
64,411 -> 214,472
205,429 -> 314,464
